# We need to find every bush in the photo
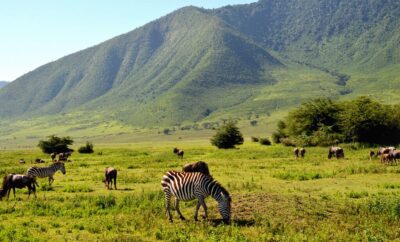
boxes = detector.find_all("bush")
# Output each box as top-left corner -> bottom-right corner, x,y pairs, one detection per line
259,138 -> 271,145
37,135 -> 74,154
276,97 -> 400,146
78,142 -> 94,154
251,136 -> 259,142
211,121 -> 244,149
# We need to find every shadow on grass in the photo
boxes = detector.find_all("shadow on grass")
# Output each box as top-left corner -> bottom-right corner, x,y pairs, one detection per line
209,218 -> 255,227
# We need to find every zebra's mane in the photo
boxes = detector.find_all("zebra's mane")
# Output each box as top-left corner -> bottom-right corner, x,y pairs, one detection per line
51,162 -> 63,167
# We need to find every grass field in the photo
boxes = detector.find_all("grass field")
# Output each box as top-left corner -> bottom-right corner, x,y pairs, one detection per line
0,141 -> 400,241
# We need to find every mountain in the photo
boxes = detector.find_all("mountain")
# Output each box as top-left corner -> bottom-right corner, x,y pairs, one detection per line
0,0 -> 399,132
0,81 -> 8,89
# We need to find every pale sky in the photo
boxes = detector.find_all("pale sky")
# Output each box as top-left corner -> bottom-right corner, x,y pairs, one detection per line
0,0 -> 256,81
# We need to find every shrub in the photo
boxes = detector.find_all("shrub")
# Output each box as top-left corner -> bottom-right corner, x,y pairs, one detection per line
251,136 -> 259,142
259,138 -> 271,145
37,135 -> 74,154
211,121 -> 244,149
78,142 -> 94,154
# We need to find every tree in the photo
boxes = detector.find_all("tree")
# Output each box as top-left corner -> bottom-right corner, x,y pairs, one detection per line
339,96 -> 400,144
285,98 -> 341,136
211,121 -> 244,149
38,135 -> 74,154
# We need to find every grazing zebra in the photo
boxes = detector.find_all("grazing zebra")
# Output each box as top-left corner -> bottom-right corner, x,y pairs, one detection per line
26,162 -> 66,185
161,171 -> 231,223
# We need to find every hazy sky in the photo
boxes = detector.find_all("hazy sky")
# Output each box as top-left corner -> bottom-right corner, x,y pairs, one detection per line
0,0 -> 256,81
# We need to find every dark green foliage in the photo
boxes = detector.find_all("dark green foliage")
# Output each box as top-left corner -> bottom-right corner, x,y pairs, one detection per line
37,135 -> 74,154
251,136 -> 259,142
259,138 -> 271,146
211,121 -> 244,149
340,97 -> 400,144
78,142 -> 94,154
279,97 -> 400,146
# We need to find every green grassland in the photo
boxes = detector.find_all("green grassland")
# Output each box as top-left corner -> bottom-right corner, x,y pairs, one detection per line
1,141 -> 400,241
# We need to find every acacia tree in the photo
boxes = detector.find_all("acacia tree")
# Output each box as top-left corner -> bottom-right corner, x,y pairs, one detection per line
211,121 -> 244,149
38,135 -> 74,154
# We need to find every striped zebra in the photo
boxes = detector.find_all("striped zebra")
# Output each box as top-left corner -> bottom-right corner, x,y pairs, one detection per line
26,162 -> 66,185
161,171 -> 231,223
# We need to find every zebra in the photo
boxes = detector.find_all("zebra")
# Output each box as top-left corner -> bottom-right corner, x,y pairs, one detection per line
26,162 -> 66,185
161,171 -> 231,223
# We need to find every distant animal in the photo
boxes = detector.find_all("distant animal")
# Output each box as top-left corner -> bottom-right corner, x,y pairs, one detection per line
293,148 -> 299,158
19,159 -> 26,164
35,158 -> 45,163
381,153 -> 393,165
103,167 -> 117,190
26,161 -> 66,185
328,146 -> 344,159
389,150 -> 400,165
50,153 -> 57,161
173,148 -> 184,159
182,161 -> 210,176
369,150 -> 375,160
0,174 -> 36,200
376,147 -> 395,157
300,148 -> 306,158
161,171 -> 231,223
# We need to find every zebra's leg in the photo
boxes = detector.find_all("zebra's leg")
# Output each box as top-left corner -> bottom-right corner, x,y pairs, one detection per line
194,197 -> 205,221
174,198 -> 185,220
13,187 -> 16,198
164,190 -> 173,222
201,200 -> 208,220
49,176 -> 54,185
114,178 -> 117,190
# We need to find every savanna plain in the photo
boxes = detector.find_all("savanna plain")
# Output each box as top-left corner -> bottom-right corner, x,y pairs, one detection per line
1,141 -> 400,241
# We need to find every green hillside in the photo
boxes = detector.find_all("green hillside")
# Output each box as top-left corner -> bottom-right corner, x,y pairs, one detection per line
0,0 -> 399,140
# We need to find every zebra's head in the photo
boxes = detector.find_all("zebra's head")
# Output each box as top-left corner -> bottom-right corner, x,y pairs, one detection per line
218,190 -> 231,223
54,162 -> 66,174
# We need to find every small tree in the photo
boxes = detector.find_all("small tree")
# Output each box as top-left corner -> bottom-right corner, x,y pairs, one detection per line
78,141 -> 94,154
38,135 -> 74,154
211,121 -> 244,149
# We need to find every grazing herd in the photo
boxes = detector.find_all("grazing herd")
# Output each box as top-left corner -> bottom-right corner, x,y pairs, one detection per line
1,145 -> 398,224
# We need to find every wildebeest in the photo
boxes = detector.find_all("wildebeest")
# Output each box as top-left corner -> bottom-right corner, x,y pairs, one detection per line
182,161 -> 210,176
328,146 -> 344,159
389,150 -> 400,165
293,148 -> 299,158
19,159 -> 26,164
104,167 -> 117,190
50,153 -> 57,161
381,153 -> 393,165
0,174 -> 37,200
369,150 -> 375,160
35,158 -> 45,163
294,148 -> 306,158
300,148 -> 306,158
376,147 -> 395,157
173,148 -> 184,159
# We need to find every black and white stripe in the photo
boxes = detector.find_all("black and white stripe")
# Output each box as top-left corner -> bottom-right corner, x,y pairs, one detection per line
161,171 -> 231,223
26,162 -> 66,185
